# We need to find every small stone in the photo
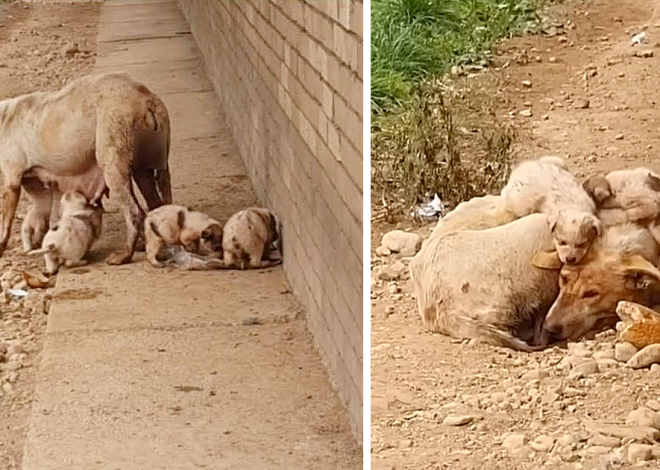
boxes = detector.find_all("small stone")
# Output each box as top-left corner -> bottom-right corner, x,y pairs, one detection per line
646,400 -> 660,412
652,363 -> 660,373
381,230 -> 422,256
502,433 -> 528,452
2,382 -> 12,394
634,50 -> 654,58
615,134 -> 624,140
443,414 -> 473,426
530,435 -> 555,452
627,344 -> 660,369
519,109 -> 533,117
375,245 -> 391,256
7,342 -> 22,357
585,423 -> 660,443
587,434 -> 621,448
573,99 -> 590,109
62,42 -> 79,56
522,80 -> 532,88
491,392 -> 508,403
626,408 -> 660,430
568,360 -> 599,379
628,443 -> 653,462
593,350 -> 615,361
559,433 -> 579,447
568,342 -> 592,357
378,261 -> 405,281
549,57 -> 557,63
615,342 -> 638,362
522,369 -> 549,380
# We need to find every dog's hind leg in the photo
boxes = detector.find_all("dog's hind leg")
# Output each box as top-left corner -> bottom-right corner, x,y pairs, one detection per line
134,169 -> 163,211
21,178 -> 52,252
96,112 -> 144,265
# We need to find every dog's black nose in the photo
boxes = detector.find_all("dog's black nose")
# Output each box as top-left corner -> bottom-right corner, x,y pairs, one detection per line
541,322 -> 565,343
566,256 -> 577,264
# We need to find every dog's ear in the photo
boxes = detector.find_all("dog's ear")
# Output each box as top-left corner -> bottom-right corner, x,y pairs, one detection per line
532,250 -> 563,270
546,213 -> 558,233
201,223 -> 223,240
647,171 -> 660,192
622,255 -> 660,291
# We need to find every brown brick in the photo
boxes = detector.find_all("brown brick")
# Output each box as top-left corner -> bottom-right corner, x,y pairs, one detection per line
349,0 -> 362,36
333,93 -> 362,151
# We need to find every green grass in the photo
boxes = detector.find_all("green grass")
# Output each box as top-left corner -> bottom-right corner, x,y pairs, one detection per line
371,0 -> 546,113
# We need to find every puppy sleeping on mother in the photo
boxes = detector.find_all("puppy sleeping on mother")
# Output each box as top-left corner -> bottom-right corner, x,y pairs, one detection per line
0,72 -> 171,264
410,157 -> 660,351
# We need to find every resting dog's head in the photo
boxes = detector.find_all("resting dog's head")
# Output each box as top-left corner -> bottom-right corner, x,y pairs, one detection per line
199,222 -> 223,257
535,253 -> 660,341
547,210 -> 601,265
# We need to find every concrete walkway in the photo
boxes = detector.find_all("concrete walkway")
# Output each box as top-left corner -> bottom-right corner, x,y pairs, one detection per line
21,2 -> 360,469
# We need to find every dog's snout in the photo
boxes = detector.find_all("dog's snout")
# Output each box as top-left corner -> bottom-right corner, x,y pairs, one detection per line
541,322 -> 565,342
565,256 -> 577,264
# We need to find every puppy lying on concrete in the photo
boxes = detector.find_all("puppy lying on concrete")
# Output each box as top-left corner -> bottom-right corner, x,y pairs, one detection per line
501,156 -> 601,264
28,191 -> 103,275
222,207 -> 281,270
144,204 -> 223,268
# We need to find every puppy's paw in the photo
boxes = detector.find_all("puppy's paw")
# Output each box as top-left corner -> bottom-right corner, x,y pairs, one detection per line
106,249 -> 132,265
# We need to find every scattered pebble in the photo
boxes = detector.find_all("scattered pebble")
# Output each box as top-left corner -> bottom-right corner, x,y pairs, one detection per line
627,344 -> 660,369
381,230 -> 422,257
443,414 -> 473,426
627,444 -> 653,462
615,342 -> 637,362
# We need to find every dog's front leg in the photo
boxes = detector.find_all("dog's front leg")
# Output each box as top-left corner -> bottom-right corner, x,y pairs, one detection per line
0,183 -> 21,255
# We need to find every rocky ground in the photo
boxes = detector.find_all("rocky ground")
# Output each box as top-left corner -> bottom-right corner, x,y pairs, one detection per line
371,0 -> 660,469
0,3 -> 99,468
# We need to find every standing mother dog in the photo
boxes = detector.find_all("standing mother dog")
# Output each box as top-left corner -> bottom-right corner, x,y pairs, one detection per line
0,72 -> 171,264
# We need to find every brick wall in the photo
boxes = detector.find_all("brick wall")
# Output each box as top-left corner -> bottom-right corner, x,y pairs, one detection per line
178,1 -> 363,438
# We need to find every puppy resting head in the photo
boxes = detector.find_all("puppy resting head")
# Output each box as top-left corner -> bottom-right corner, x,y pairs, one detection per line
582,174 -> 612,206
199,222 -> 223,256
547,209 -> 601,265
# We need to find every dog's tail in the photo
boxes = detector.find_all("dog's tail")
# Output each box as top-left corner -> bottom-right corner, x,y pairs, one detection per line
457,315 -> 547,352
27,243 -> 56,256
149,96 -> 172,205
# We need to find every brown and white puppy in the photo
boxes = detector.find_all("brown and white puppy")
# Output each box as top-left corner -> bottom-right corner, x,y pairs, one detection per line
222,207 -> 281,270
144,204 -> 223,267
0,72 -> 171,265
28,191 -> 103,275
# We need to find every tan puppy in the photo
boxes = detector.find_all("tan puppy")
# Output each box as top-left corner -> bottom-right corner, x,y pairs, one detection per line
0,72 -> 171,265
501,156 -> 600,264
28,191 -> 103,275
222,207 -> 281,270
144,204 -> 223,267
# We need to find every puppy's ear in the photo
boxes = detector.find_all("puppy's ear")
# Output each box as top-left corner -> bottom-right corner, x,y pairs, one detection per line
546,213 -> 558,233
588,214 -> 602,236
201,223 -> 223,240
647,172 -> 660,192
532,250 -> 563,270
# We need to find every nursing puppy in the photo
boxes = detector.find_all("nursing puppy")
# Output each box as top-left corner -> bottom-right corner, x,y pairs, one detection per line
28,191 -> 103,275
144,204 -> 223,267
501,156 -> 601,264
222,207 -> 281,270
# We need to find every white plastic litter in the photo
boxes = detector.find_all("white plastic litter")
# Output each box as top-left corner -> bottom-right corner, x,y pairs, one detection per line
160,246 -> 225,271
7,289 -> 28,298
631,31 -> 648,45
413,194 -> 447,220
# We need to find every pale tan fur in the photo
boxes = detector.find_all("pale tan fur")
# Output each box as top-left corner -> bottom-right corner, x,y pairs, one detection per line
144,204 -> 223,268
222,207 -> 281,270
409,213 -> 560,351
501,157 -> 600,264
428,194 -> 517,242
0,72 -> 171,265
537,223 -> 660,341
28,191 -> 103,275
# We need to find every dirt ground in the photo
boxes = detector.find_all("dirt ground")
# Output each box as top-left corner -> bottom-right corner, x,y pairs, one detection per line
0,3 -> 98,468
371,0 -> 660,469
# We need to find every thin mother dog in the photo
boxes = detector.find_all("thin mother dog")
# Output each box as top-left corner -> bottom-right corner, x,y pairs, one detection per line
0,72 -> 172,264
